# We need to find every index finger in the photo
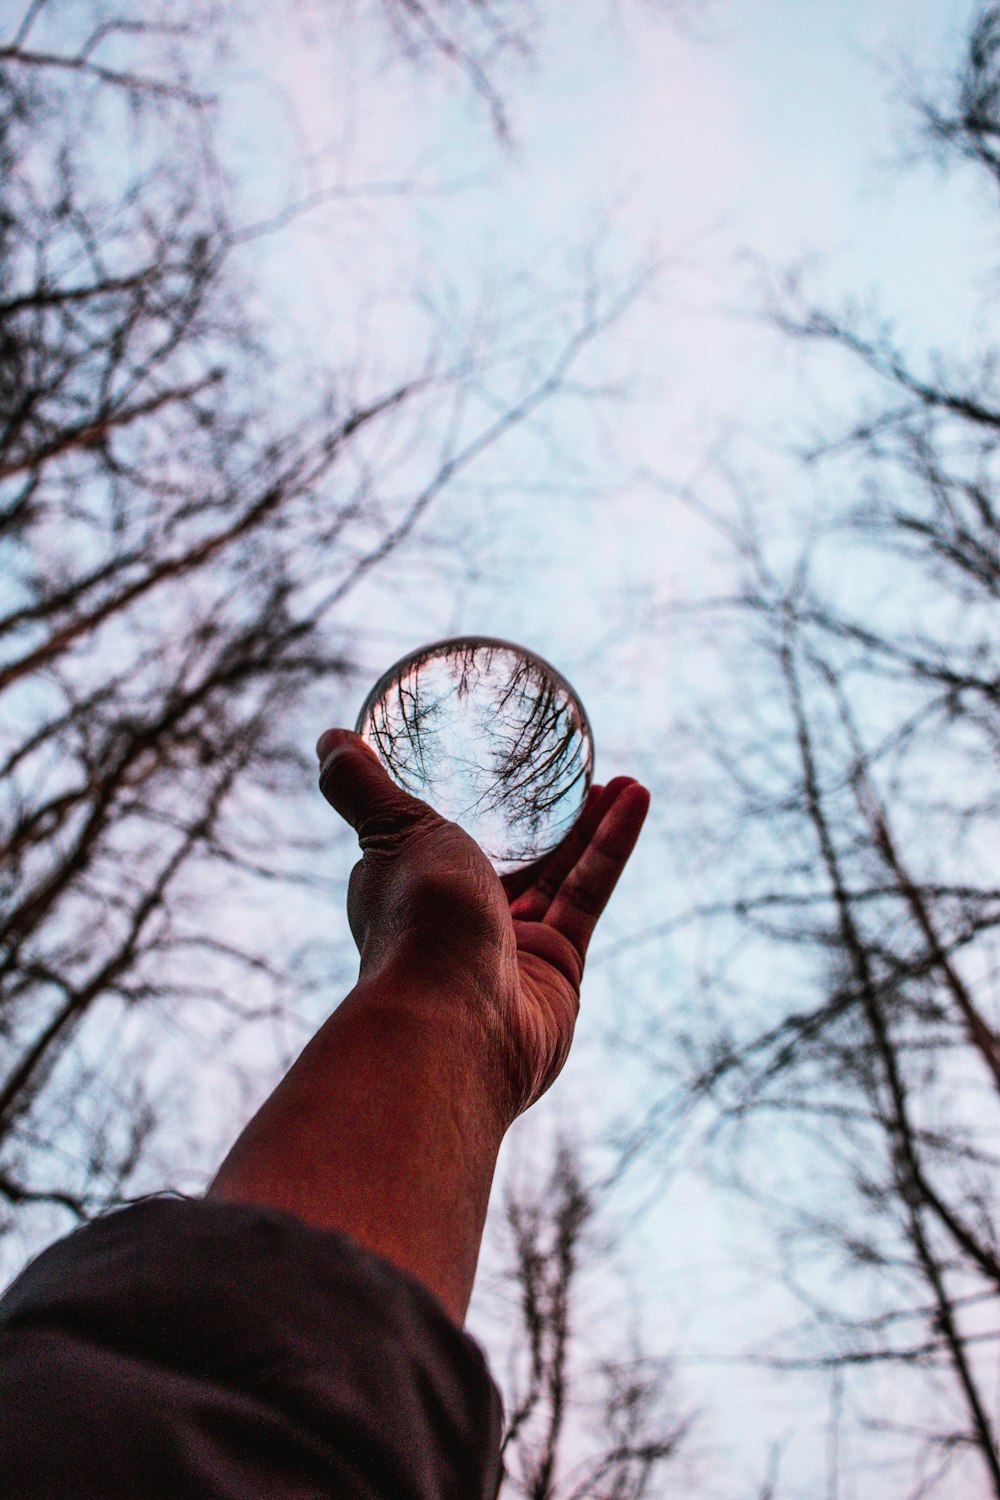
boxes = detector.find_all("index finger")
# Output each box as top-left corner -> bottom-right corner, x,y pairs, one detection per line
502,781 -> 607,906
541,781 -> 650,961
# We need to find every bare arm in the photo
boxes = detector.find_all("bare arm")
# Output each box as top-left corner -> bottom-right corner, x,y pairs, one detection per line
208,730 -> 649,1326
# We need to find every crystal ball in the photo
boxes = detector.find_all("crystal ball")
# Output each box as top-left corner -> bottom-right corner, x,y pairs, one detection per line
355,636 -> 594,872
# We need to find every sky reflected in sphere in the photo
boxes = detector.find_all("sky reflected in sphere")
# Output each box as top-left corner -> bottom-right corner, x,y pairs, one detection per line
355,637 -> 594,872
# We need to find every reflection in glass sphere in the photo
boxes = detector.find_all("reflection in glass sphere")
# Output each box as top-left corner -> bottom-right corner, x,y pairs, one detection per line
355,637 -> 594,872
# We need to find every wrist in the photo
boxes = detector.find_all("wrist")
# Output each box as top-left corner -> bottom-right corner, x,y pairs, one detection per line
348,965 -> 520,1136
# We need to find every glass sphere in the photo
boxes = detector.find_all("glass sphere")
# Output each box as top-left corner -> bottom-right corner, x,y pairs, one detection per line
355,636 -> 594,872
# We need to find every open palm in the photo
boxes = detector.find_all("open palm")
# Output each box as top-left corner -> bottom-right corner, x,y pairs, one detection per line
317,730 -> 649,1121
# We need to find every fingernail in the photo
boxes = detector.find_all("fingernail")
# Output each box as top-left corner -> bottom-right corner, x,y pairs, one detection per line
316,728 -> 349,762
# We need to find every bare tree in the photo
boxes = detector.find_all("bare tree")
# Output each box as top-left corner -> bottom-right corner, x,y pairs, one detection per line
492,1138 -> 691,1499
352,0 -> 697,140
0,1 -> 643,1269
353,0 -> 536,141
614,8 -> 1000,1496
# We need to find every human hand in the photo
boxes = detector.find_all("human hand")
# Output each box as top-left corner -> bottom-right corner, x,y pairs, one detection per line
317,729 -> 649,1124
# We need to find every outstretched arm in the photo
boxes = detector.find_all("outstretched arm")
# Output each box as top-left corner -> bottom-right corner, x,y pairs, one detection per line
208,730 -> 649,1327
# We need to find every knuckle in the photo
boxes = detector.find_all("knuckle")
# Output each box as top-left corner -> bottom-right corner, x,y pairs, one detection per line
356,802 -> 436,852
559,878 -> 604,919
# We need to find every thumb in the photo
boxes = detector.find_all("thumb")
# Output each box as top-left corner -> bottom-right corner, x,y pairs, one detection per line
316,729 -> 432,842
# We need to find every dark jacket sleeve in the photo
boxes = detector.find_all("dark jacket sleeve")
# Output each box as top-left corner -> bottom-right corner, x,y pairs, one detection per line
0,1196 -> 505,1499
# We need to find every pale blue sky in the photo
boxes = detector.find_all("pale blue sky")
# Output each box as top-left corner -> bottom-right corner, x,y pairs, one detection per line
190,3 -> 995,1491
3,5 -> 990,1490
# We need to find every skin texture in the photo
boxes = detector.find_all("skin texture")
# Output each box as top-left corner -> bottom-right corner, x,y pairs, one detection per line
209,729 -> 650,1326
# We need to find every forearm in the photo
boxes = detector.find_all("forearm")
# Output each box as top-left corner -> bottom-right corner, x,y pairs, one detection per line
207,974 -> 512,1327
